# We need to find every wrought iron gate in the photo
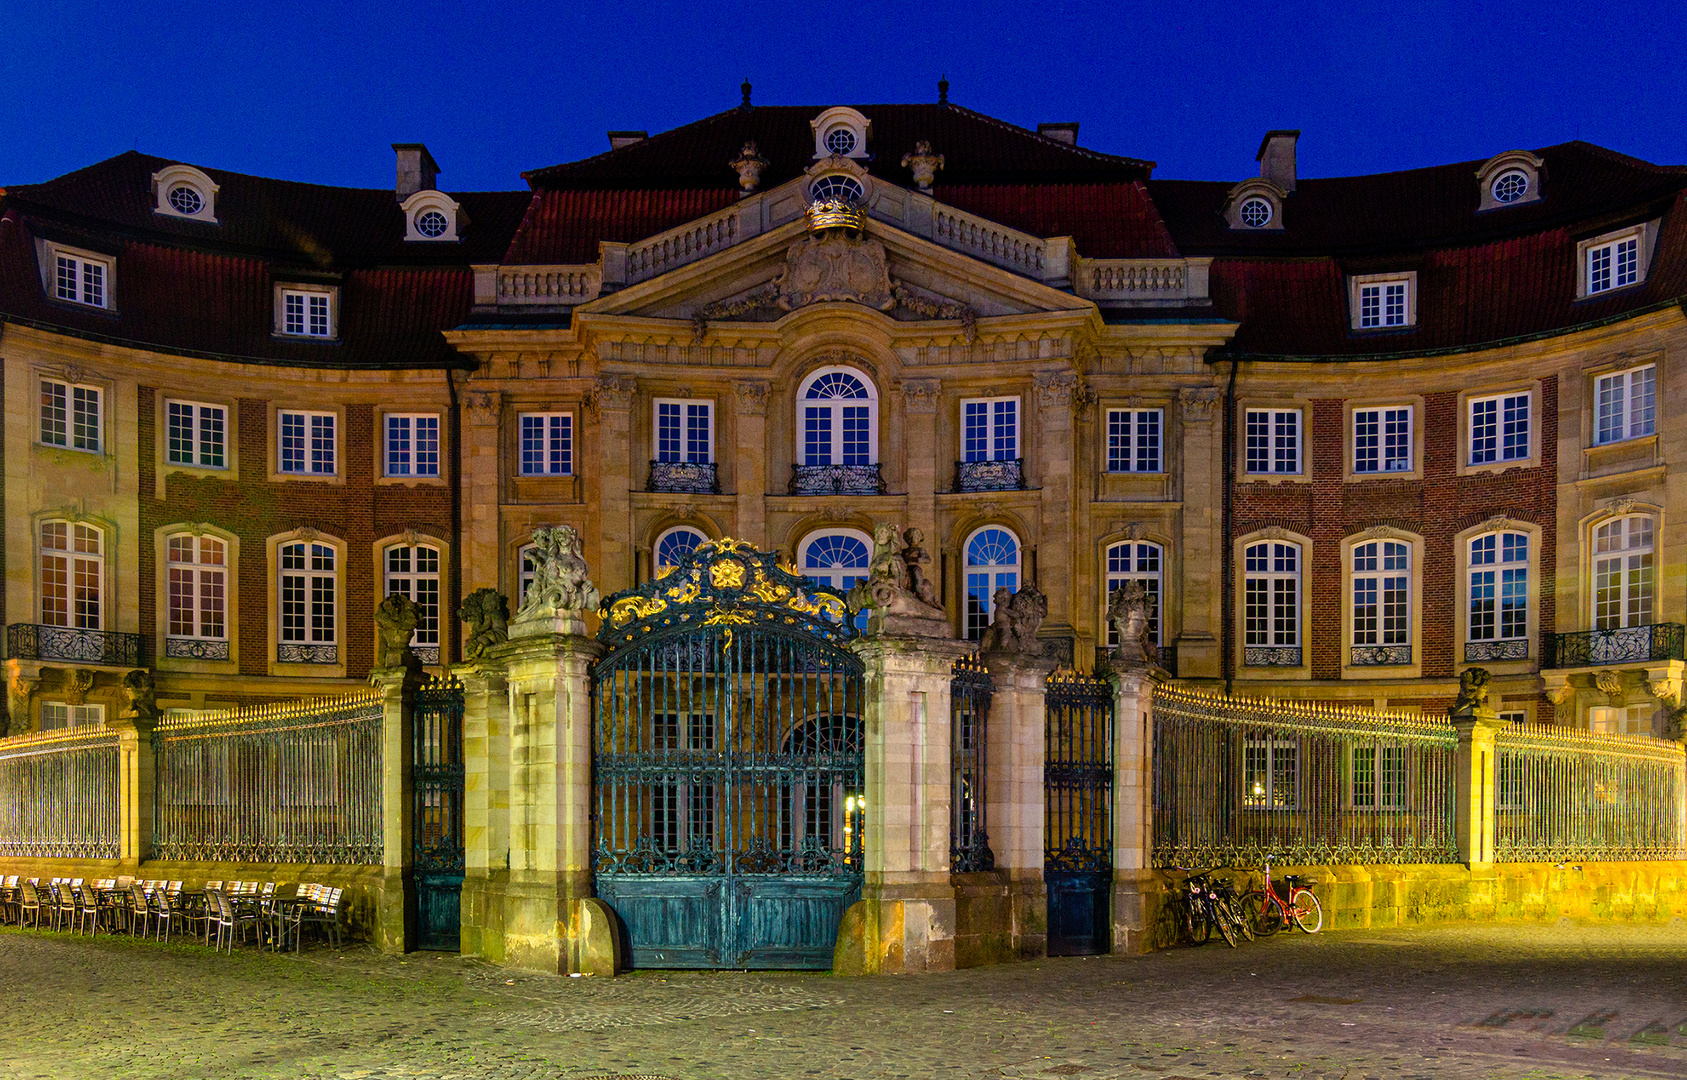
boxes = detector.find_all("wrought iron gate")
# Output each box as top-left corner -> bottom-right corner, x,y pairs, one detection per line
1045,668 -> 1113,955
593,539 -> 864,969
413,674 -> 465,951
951,655 -> 995,872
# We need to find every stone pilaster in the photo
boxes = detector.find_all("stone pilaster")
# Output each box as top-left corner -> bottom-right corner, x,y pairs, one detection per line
462,390 -> 502,597
594,373 -> 636,590
1109,659 -> 1157,954
835,633 -> 975,974
979,651 -> 1057,960
733,380 -> 769,544
458,662 -> 510,962
1175,387 -> 1222,677
1034,371 -> 1077,630
109,711 -> 156,869
372,663 -> 424,954
902,379 -> 941,547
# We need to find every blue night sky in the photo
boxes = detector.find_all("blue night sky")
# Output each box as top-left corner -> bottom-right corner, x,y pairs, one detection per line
3,0 -> 1682,191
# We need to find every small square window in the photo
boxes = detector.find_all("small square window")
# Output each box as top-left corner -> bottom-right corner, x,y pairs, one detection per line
277,287 -> 336,338
385,414 -> 440,477
1106,409 -> 1162,473
519,412 -> 573,475
46,247 -> 112,309
1579,224 -> 1652,298
39,378 -> 102,453
278,410 -> 336,475
1468,392 -> 1531,465
1244,409 -> 1301,474
167,400 -> 227,468
1350,273 -> 1416,331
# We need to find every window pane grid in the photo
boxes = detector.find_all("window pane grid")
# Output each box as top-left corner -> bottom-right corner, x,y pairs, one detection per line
1107,409 -> 1162,473
1243,541 -> 1299,647
519,413 -> 573,475
1105,541 -> 1162,647
1354,407 -> 1411,473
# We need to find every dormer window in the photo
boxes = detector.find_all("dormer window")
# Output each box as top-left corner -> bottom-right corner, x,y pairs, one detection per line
809,107 -> 871,161
38,241 -> 113,310
151,164 -> 219,223
1239,198 -> 1273,228
1475,150 -> 1543,211
824,127 -> 857,156
274,283 -> 337,339
1349,272 -> 1418,330
401,190 -> 463,242
1224,179 -> 1285,231
1578,222 -> 1657,298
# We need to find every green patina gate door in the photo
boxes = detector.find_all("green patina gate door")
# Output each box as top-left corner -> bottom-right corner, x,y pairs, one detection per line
1045,668 -> 1114,956
593,539 -> 864,969
413,674 -> 465,951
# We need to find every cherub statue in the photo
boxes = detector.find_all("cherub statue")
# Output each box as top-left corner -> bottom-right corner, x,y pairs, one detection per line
458,588 -> 509,661
517,525 -> 601,620
845,521 -> 951,637
1451,667 -> 1492,714
1107,581 -> 1158,665
901,527 -> 939,607
981,583 -> 1047,657
373,593 -> 420,670
121,668 -> 159,722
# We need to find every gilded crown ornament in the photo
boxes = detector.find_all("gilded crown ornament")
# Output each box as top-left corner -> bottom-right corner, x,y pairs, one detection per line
805,196 -> 867,234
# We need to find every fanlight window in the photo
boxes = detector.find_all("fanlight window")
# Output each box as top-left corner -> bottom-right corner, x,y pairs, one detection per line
655,527 -> 707,575
964,527 -> 1021,641
810,174 -> 864,205
801,530 -> 870,630
781,714 -> 865,853
799,369 -> 877,467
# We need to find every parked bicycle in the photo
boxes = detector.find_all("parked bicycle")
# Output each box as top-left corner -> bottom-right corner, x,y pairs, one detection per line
1240,855 -> 1323,936
1168,867 -> 1242,948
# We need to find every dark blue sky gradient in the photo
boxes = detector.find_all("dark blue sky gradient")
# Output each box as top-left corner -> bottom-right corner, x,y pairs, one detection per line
3,0 -> 1682,191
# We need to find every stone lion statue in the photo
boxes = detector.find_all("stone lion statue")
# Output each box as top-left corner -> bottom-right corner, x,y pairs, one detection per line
373,592 -> 420,670
458,587 -> 509,661
517,525 -> 600,620
1452,666 -> 1492,714
121,668 -> 159,721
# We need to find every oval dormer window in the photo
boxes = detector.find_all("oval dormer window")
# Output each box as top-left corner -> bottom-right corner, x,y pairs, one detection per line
811,174 -> 864,205
825,127 -> 857,156
415,210 -> 449,238
168,185 -> 204,216
1239,197 -> 1273,228
1491,170 -> 1530,204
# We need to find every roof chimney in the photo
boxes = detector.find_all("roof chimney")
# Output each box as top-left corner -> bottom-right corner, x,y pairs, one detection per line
1256,130 -> 1299,193
1038,122 -> 1080,146
393,143 -> 439,199
608,130 -> 648,151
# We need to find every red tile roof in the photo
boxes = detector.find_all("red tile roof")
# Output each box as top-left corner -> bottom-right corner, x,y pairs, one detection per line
938,181 -> 1179,259
503,187 -> 742,265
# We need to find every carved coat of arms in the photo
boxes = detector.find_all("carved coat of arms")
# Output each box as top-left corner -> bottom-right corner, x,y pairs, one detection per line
774,232 -> 896,311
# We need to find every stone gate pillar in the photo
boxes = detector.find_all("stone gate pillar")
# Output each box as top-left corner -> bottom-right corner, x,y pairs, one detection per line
1450,670 -> 1500,869
458,659 -> 510,962
1106,581 -> 1159,954
371,660 -> 423,954
112,670 -> 160,870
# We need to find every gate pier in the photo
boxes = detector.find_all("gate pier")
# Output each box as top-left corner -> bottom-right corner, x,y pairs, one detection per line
980,651 -> 1058,962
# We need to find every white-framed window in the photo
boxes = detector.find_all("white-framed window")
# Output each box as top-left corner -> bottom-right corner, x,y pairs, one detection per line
1592,516 -> 1654,630
166,534 -> 227,648
1352,740 -> 1407,809
385,414 -> 440,478
39,521 -> 103,630
1468,392 -> 1530,465
277,286 -> 335,338
1106,409 -> 1162,473
964,527 -> 1021,641
1242,734 -> 1297,808
962,397 -> 1019,462
519,412 -> 573,475
152,164 -> 219,223
278,410 -> 336,475
38,702 -> 104,732
798,368 -> 878,466
1593,364 -> 1655,445
518,543 -> 539,606
385,544 -> 441,663
1353,406 -> 1412,474
50,249 -> 111,308
1243,540 -> 1300,662
278,541 -> 337,662
1238,197 -> 1273,229
1351,275 -> 1414,330
1583,228 -> 1644,295
1244,409 -> 1300,475
800,529 -> 872,631
1589,704 -> 1655,736
810,173 -> 866,204
1351,540 -> 1411,663
166,400 -> 226,468
1491,170 -> 1530,205
400,189 -> 461,242
39,377 -> 102,453
1105,541 -> 1162,647
1469,532 -> 1529,647
654,399 -> 713,463
655,526 -> 707,574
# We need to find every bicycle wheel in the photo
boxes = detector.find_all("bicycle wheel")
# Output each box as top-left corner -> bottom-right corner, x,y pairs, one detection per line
1210,899 -> 1238,948
1227,896 -> 1256,942
1182,895 -> 1211,945
1290,888 -> 1323,933
1244,889 -> 1285,937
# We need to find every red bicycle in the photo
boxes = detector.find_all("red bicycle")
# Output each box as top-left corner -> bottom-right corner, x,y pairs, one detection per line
1241,855 -> 1322,936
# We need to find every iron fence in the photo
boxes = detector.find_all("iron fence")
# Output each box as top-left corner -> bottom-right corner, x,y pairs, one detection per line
1152,686 -> 1459,867
152,690 -> 384,864
1045,669 -> 1113,876
1545,623 -> 1685,668
1495,723 -> 1686,862
0,729 -> 121,859
7,623 -> 143,666
950,654 -> 994,873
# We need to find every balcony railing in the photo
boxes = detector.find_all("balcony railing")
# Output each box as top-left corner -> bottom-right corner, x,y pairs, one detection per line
954,458 -> 1026,493
1244,645 -> 1302,667
648,460 -> 719,494
164,637 -> 230,661
789,463 -> 885,496
278,643 -> 338,665
1464,638 -> 1529,663
7,624 -> 143,666
1545,623 -> 1686,668
1350,644 -> 1412,666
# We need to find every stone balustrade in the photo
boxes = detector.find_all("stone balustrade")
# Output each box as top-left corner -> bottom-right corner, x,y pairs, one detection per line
1075,258 -> 1210,304
622,205 -> 742,285
491,265 -> 601,305
932,206 -> 1047,276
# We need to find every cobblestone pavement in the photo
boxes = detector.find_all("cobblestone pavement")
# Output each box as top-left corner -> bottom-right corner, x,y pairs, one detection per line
6,921 -> 1687,1080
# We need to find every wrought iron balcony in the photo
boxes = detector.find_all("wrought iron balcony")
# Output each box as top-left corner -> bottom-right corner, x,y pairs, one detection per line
1350,644 -> 1412,666
1464,638 -> 1529,663
1545,623 -> 1685,668
648,460 -> 719,494
164,637 -> 230,661
954,458 -> 1026,493
277,643 -> 338,665
789,463 -> 885,496
1244,645 -> 1302,667
7,624 -> 143,666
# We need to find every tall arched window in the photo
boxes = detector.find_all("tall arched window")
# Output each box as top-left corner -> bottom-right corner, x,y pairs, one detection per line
782,714 -> 865,857
800,529 -> 872,630
39,521 -> 103,630
965,527 -> 1021,640
655,526 -> 708,575
278,540 -> 337,664
166,533 -> 227,659
1243,539 -> 1300,666
385,544 -> 441,664
1593,516 -> 1654,629
797,367 -> 878,468
1351,539 -> 1411,665
1105,540 -> 1162,647
1468,531 -> 1529,660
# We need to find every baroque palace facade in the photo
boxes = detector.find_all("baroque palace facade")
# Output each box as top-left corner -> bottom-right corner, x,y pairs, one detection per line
4,95 -> 1686,738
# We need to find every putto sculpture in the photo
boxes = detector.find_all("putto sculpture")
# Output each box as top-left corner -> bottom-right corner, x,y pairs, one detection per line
458,587 -> 510,660
980,582 -> 1047,658
846,522 -> 952,637
1106,581 -> 1159,667
121,668 -> 159,722
373,592 -> 420,670
1450,666 -> 1492,715
515,524 -> 601,627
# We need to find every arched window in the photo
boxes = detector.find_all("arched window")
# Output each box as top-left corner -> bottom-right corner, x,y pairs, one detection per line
1593,516 -> 1654,630
1105,540 -> 1162,647
1468,531 -> 1529,659
166,533 -> 227,659
782,714 -> 865,857
39,521 -> 103,630
1351,540 -> 1411,665
965,527 -> 1021,641
798,367 -> 877,468
278,540 -> 337,664
385,544 -> 441,664
655,526 -> 708,575
800,529 -> 872,630
1243,539 -> 1300,666
518,543 -> 538,607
